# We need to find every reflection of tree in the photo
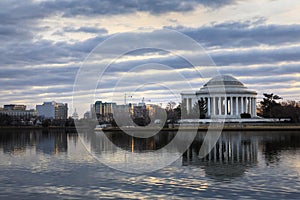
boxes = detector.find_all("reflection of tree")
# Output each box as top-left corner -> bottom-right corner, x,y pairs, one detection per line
0,114 -> 13,125
36,129 -> 68,154
0,129 -> 69,155
262,133 -> 300,165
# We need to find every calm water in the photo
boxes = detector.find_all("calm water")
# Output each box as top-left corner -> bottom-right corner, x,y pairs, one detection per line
0,129 -> 300,199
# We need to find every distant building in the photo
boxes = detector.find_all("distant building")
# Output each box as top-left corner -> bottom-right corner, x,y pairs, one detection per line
146,104 -> 164,119
72,109 -> 79,120
0,104 -> 35,120
36,101 -> 68,119
94,101 -> 116,116
4,104 -> 26,111
94,101 -> 116,121
94,101 -> 102,115
36,102 -> 55,119
0,109 -> 35,120
84,111 -> 91,119
55,103 -> 68,120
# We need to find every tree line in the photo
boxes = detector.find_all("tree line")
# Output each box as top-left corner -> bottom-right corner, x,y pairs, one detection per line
258,93 -> 300,122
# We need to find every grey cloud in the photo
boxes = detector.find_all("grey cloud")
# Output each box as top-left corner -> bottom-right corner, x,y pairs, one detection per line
0,0 -> 236,28
218,64 -> 300,78
211,46 -> 300,66
41,0 -> 235,17
174,19 -> 300,48
0,65 -> 78,92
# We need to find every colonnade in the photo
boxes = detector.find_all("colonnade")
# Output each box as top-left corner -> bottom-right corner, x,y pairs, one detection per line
187,134 -> 258,163
183,95 -> 257,117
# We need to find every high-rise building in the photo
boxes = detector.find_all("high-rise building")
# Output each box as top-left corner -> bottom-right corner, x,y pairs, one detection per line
36,102 -> 55,119
94,101 -> 116,122
95,101 -> 102,115
94,101 -> 116,116
55,103 -> 68,120
36,101 -> 68,119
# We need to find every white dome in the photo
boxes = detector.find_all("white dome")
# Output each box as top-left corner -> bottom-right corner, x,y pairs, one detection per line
197,75 -> 257,95
204,75 -> 244,86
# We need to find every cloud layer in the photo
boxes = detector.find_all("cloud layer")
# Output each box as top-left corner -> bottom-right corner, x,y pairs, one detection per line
0,0 -> 299,116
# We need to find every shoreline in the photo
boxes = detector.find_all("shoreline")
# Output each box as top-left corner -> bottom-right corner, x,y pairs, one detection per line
0,126 -> 77,132
101,124 -> 300,132
0,124 -> 299,132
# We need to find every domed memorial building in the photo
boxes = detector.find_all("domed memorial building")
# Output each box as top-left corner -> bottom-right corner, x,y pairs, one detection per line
181,75 -> 257,118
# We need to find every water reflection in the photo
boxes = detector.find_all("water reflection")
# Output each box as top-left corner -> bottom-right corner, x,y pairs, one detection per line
183,132 -> 258,179
0,129 -> 69,155
79,130 -> 300,177
0,129 -> 300,198
90,131 -> 176,153
262,133 -> 300,165
1,130 -> 300,168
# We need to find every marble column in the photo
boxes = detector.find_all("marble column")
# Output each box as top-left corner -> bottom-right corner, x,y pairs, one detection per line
218,97 -> 222,115
186,98 -> 190,114
241,97 -> 244,113
213,97 -> 216,115
248,97 -> 251,114
254,97 -> 256,115
251,97 -> 254,116
236,97 -> 239,116
225,97 -> 228,116
245,97 -> 248,113
230,96 -> 233,116
207,97 -> 211,116
250,97 -> 252,114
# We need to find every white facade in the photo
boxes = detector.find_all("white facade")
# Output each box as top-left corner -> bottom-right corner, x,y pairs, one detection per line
181,75 -> 257,118
36,102 -> 55,119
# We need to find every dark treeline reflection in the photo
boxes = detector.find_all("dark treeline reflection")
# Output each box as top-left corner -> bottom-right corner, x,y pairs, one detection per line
0,129 -> 74,155
262,133 -> 300,165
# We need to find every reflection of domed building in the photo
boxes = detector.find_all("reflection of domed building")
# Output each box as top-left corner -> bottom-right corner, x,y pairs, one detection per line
181,75 -> 257,118
183,132 -> 258,179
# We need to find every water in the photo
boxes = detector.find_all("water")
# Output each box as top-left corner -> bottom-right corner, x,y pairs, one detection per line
0,129 -> 300,199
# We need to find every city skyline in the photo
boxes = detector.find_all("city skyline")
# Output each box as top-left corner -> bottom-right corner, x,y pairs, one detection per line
1,0 -> 300,117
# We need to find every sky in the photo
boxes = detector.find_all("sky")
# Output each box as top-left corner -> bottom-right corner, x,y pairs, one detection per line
1,0 -> 300,116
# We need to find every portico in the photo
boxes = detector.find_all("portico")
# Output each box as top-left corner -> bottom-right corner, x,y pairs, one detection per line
181,75 -> 257,118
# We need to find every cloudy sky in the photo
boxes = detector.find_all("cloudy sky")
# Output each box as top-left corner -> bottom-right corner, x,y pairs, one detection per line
1,0 -> 300,116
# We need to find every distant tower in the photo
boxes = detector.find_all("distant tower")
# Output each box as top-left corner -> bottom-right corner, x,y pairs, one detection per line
72,108 -> 79,120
